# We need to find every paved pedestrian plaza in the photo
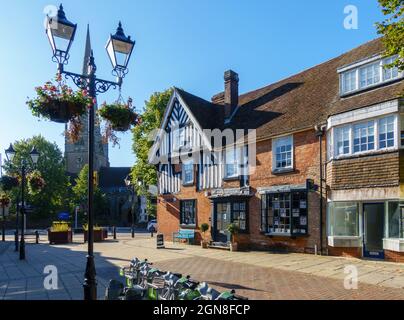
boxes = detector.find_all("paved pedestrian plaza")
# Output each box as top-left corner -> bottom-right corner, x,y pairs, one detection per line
0,233 -> 404,300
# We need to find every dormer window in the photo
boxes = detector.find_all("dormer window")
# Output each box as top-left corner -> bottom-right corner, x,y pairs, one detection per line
383,56 -> 399,81
359,62 -> 380,89
339,55 -> 402,96
342,70 -> 357,94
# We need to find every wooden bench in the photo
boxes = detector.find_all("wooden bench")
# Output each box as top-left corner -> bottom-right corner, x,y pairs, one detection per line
173,229 -> 195,245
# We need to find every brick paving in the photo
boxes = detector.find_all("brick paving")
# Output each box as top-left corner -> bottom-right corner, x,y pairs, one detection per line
0,234 -> 403,300
154,257 -> 404,300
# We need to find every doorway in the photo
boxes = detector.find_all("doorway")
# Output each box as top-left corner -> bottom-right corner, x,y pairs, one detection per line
363,203 -> 385,259
214,203 -> 231,243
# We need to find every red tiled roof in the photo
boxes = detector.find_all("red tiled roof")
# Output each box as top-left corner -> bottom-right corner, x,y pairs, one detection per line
178,38 -> 404,140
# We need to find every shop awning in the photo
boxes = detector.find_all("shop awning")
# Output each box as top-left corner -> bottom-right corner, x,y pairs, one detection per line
258,184 -> 306,195
208,187 -> 253,199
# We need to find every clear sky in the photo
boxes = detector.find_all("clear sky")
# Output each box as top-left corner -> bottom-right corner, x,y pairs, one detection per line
0,0 -> 385,167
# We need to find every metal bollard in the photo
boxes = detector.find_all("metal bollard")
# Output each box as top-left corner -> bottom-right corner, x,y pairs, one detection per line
151,231 -> 154,238
35,231 -> 39,244
113,226 -> 117,240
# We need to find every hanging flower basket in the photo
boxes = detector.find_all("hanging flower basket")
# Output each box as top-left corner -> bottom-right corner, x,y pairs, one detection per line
27,170 -> 46,194
0,176 -> 19,191
0,193 -> 11,208
27,75 -> 93,143
98,98 -> 139,132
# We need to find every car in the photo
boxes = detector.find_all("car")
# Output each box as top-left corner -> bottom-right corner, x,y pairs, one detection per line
147,220 -> 157,233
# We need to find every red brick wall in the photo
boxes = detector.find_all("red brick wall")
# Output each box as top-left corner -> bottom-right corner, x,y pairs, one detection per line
157,129 -> 326,252
247,129 -> 326,253
157,184 -> 212,244
328,247 -> 362,259
385,250 -> 404,263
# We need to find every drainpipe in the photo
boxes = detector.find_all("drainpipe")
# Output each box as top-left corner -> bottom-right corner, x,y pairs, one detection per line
315,124 -> 327,255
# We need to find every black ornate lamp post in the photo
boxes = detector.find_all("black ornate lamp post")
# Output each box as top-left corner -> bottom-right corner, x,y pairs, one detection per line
45,4 -> 135,300
15,194 -> 19,252
1,204 -> 6,242
124,176 -> 135,238
5,144 -> 40,260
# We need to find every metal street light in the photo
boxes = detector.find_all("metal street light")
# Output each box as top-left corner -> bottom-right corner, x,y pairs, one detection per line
124,176 -> 135,238
5,144 -> 41,260
106,22 -> 135,80
45,4 -> 135,300
5,144 -> 16,162
46,4 -> 77,65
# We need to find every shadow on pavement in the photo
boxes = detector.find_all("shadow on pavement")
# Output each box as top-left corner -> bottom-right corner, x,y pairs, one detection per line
0,240 -> 124,300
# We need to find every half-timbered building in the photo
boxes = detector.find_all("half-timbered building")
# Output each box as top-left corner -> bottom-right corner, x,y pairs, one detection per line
150,38 -> 404,260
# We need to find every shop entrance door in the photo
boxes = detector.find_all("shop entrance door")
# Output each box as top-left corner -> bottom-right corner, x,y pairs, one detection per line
363,203 -> 385,260
214,202 -> 231,243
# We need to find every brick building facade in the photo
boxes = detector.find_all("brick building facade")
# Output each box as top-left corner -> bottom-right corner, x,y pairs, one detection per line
151,38 -> 404,261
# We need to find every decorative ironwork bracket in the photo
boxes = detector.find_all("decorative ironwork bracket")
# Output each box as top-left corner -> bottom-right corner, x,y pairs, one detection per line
62,71 -> 120,94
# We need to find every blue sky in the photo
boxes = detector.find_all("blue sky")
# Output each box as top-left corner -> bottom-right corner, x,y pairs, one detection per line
0,0 -> 385,167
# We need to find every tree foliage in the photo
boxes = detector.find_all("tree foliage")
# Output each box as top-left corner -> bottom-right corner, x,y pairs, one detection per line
131,89 -> 173,218
71,164 -> 108,221
2,135 -> 70,219
376,0 -> 404,71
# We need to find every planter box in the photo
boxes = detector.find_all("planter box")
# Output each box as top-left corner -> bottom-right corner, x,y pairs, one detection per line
84,229 -> 107,243
48,230 -> 73,245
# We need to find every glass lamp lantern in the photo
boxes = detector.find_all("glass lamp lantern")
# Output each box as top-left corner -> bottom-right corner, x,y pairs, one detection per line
46,4 -> 77,64
106,22 -> 135,77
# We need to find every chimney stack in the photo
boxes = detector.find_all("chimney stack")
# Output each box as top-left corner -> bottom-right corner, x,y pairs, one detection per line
224,70 -> 239,120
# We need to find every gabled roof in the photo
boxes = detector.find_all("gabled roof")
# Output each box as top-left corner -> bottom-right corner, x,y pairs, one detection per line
175,88 -> 224,130
169,38 -> 403,141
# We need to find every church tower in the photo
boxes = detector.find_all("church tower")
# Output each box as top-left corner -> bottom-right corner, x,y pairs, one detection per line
65,26 -> 109,175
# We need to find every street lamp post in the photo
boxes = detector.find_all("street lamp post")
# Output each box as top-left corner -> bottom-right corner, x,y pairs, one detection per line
15,194 -> 19,252
45,5 -> 135,300
1,205 -> 5,242
5,144 -> 40,260
124,177 -> 135,238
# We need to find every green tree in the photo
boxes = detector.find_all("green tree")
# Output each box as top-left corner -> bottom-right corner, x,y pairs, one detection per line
71,164 -> 108,223
131,89 -> 173,218
2,136 -> 70,220
376,0 -> 404,71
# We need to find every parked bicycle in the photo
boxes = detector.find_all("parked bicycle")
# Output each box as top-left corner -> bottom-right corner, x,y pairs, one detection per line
105,257 -> 248,301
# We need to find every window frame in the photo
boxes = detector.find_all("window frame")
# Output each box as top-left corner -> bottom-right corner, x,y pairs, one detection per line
340,55 -> 403,96
173,127 -> 186,152
180,199 -> 197,227
329,114 -> 398,160
182,161 -> 194,186
352,120 -> 375,154
224,147 -> 240,179
272,135 -> 294,173
327,202 -> 360,237
334,126 -> 351,157
215,199 -> 249,233
386,200 -> 404,240
379,115 -> 395,150
261,191 -> 308,237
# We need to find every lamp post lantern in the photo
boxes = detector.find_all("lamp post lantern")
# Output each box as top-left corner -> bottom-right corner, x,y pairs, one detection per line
45,4 -> 135,300
5,144 -> 41,260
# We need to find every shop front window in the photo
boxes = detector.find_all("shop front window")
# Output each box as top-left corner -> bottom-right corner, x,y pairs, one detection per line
233,202 -> 247,231
216,201 -> 248,232
328,202 -> 359,237
388,202 -> 404,239
261,191 -> 308,236
180,200 -> 196,226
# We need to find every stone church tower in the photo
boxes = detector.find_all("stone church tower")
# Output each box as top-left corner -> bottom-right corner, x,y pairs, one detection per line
65,27 -> 109,175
